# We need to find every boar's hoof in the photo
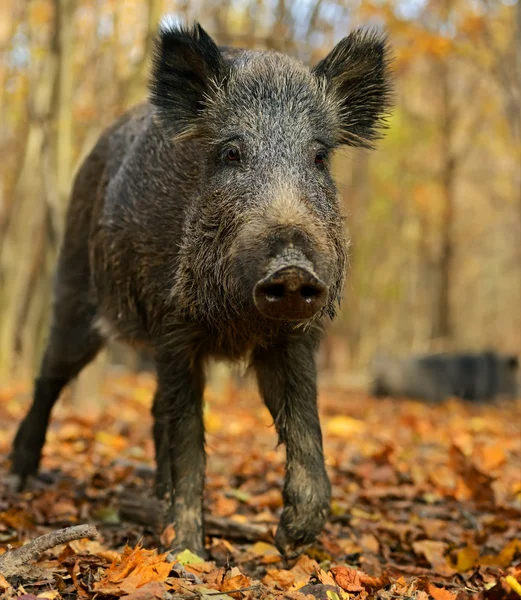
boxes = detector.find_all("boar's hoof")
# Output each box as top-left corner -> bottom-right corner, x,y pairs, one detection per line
254,266 -> 328,321
5,471 -> 56,493
274,505 -> 329,558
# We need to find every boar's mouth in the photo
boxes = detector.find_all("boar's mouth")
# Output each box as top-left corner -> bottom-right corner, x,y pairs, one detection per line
253,265 -> 328,321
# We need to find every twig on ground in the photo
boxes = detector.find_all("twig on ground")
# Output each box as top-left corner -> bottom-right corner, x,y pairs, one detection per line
118,492 -> 273,543
205,515 -> 272,543
0,524 -> 98,579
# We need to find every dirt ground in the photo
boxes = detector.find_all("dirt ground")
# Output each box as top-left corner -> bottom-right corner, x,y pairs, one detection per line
0,371 -> 520,599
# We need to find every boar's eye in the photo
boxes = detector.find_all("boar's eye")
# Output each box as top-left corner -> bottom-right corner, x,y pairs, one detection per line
223,146 -> 241,163
315,149 -> 328,167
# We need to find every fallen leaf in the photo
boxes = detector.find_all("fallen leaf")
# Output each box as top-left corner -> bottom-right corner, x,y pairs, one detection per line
326,415 -> 367,437
120,581 -> 166,599
94,544 -> 171,595
359,533 -> 380,553
175,548 -> 205,566
505,575 -> 521,597
250,541 -> 279,557
263,568 -> 295,589
160,524 -> 176,548
221,570 -> 251,598
480,540 -> 521,568
0,574 -> 11,591
450,444 -> 495,505
290,554 -> 319,580
329,566 -> 364,592
413,540 -> 455,576
427,583 -> 457,600
452,545 -> 480,572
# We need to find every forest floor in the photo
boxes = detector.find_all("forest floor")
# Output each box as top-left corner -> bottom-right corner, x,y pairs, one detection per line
0,371 -> 520,600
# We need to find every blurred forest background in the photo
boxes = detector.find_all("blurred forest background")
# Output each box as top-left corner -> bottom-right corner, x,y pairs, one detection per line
0,0 -> 520,386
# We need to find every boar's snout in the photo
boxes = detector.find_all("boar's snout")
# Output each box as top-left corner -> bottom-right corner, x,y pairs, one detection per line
253,265 -> 328,321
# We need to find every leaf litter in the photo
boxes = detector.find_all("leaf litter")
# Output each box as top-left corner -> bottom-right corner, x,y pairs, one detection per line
0,373 -> 520,599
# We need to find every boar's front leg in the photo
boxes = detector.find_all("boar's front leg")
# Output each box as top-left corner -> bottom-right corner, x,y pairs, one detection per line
153,352 -> 206,557
254,335 -> 330,557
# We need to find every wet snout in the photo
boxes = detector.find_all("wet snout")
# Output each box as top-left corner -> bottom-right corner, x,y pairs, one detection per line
254,264 -> 328,321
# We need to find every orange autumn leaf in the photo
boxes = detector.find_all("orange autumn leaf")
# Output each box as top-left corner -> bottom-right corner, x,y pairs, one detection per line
221,571 -> 252,598
263,568 -> 296,590
0,573 -> 11,591
289,554 -> 320,580
427,583 -> 457,600
93,544 -> 171,596
329,566 -> 364,592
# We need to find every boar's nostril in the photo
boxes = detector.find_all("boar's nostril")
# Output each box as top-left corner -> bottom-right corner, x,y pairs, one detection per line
253,266 -> 328,321
300,284 -> 321,300
261,283 -> 286,300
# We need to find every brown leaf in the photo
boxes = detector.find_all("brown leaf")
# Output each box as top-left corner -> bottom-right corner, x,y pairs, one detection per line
449,444 -> 495,505
263,568 -> 295,590
120,581 -> 167,599
159,524 -> 176,548
413,540 -> 456,576
290,555 -> 320,580
329,566 -> 364,592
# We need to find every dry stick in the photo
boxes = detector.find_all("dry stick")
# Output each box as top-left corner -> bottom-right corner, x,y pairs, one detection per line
0,524 -> 98,578
118,492 -> 273,543
205,515 -> 272,543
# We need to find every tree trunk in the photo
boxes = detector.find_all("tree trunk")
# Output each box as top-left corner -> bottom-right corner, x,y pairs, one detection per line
432,42 -> 456,346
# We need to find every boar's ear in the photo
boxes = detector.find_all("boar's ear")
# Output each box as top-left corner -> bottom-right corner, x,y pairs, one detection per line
149,20 -> 225,140
312,29 -> 393,148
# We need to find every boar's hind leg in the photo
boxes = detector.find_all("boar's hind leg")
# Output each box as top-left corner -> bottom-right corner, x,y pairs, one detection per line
254,336 -> 331,557
10,298 -> 104,489
154,353 -> 206,557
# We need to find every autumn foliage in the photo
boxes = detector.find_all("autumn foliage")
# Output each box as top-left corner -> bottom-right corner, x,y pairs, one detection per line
1,373 -> 520,599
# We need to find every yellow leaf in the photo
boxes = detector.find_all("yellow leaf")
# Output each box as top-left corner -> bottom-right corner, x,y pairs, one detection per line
480,539 -> 521,568
326,415 -> 366,437
452,545 -> 480,572
250,541 -> 279,557
37,592 -> 61,599
505,576 -> 521,597
175,548 -> 205,565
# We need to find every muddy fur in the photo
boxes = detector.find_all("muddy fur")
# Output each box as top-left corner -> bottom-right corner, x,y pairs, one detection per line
11,21 -> 392,557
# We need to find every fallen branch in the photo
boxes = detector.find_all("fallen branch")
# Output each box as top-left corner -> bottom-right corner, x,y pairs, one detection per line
0,524 -> 98,579
205,515 -> 273,543
118,492 -> 273,542
118,493 -> 167,530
